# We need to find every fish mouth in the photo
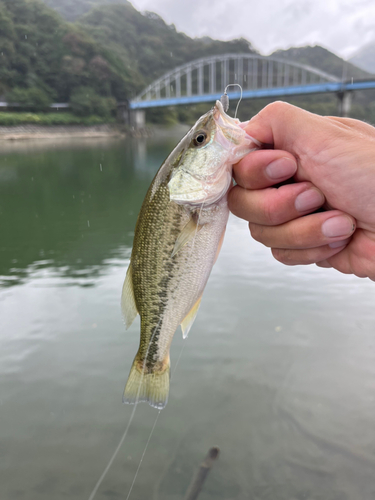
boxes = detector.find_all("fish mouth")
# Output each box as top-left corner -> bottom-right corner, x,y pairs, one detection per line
213,99 -> 262,149
213,99 -> 247,147
213,100 -> 240,127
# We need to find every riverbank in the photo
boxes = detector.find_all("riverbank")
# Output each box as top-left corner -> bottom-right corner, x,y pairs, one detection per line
0,123 -> 191,153
0,124 -> 128,141
0,122 -> 190,142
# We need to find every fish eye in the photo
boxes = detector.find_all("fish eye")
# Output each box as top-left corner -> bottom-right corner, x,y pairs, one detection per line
193,131 -> 207,147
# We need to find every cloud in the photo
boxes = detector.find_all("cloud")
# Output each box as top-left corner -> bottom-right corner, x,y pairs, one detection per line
130,0 -> 375,58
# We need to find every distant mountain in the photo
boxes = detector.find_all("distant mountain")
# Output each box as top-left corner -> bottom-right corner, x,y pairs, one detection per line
349,42 -> 375,75
0,0 -> 138,102
271,45 -> 369,80
2,0 -> 375,123
78,3 -> 256,88
39,0 -> 256,93
0,0 -> 256,105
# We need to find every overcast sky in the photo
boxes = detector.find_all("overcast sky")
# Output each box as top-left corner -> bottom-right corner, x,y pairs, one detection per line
130,0 -> 375,59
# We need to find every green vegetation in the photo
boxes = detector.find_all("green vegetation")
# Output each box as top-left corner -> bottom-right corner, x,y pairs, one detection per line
69,87 -> 116,117
6,87 -> 52,110
0,0 -> 139,109
78,4 -> 255,87
0,0 -> 254,112
43,0 -> 130,22
0,0 -> 374,126
0,112 -> 113,125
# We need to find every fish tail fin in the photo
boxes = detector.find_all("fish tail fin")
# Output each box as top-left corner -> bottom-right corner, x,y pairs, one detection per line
123,353 -> 170,410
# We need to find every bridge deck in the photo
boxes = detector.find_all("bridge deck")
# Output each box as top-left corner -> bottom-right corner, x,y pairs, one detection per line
130,80 -> 375,109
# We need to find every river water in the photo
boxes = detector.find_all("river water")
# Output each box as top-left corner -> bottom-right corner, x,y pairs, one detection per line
0,134 -> 374,500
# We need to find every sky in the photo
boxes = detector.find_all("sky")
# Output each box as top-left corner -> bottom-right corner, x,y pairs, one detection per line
130,0 -> 375,59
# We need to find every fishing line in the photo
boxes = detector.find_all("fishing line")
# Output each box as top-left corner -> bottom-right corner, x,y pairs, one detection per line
189,193 -> 208,259
125,409 -> 161,500
87,320 -> 161,500
88,403 -> 138,500
124,334 -> 186,500
172,340 -> 186,375
90,92 -> 235,500
124,334 -> 187,500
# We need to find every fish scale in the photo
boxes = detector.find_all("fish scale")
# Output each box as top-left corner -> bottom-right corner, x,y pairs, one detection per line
121,100 -> 260,409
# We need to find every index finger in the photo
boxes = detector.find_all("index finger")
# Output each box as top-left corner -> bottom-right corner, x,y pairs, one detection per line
243,101 -> 325,153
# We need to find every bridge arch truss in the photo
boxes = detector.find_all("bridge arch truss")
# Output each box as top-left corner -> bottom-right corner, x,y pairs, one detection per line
132,53 -> 339,106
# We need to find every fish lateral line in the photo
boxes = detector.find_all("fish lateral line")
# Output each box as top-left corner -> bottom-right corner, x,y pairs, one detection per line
122,99 -> 261,409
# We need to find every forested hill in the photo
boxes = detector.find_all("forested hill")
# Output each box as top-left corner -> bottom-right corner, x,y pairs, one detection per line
0,0 -> 141,105
0,0 -> 255,108
271,45 -> 369,80
0,0 -> 369,121
43,0 -> 369,82
43,0 -> 130,22
349,42 -> 375,74
77,4 -> 255,86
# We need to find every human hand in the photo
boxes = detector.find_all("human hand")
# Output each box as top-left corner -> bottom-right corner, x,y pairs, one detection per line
228,102 -> 375,281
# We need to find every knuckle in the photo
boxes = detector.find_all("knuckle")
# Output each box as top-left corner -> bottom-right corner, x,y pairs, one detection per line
272,248 -> 295,265
261,101 -> 292,118
263,197 -> 281,225
249,223 -> 267,244
351,260 -> 372,280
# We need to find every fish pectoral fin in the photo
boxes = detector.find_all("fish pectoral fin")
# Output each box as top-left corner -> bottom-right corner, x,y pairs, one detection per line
121,263 -> 139,329
181,296 -> 202,339
171,217 -> 202,258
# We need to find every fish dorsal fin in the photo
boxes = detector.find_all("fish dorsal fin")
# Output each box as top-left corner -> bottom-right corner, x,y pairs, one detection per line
181,296 -> 202,339
171,217 -> 202,258
121,263 -> 139,329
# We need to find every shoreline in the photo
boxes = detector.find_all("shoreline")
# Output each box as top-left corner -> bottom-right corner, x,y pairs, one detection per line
0,124 -> 128,141
0,123 -> 191,153
0,123 -> 190,141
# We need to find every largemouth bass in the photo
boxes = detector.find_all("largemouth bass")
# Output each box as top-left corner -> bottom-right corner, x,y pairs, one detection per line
122,100 -> 259,409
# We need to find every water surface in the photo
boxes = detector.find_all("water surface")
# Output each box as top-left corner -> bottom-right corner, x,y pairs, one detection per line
1,135 -> 374,500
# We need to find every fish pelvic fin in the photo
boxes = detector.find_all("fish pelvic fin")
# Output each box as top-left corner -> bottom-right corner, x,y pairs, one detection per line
121,263 -> 139,329
123,353 -> 170,410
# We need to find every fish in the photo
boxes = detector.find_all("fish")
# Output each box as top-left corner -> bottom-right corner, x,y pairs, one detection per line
121,100 -> 260,409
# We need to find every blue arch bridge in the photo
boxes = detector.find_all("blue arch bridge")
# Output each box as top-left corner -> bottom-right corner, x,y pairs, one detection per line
121,53 -> 375,127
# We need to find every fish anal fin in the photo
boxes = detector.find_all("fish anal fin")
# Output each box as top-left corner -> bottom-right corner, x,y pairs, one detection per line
181,296 -> 202,339
123,353 -> 170,410
121,263 -> 139,329
171,217 -> 202,258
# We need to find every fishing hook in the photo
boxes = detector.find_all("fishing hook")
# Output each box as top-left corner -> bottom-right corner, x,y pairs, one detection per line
219,83 -> 243,119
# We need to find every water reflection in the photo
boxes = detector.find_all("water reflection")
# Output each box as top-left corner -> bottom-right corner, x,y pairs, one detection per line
0,136 -> 176,287
0,134 -> 375,500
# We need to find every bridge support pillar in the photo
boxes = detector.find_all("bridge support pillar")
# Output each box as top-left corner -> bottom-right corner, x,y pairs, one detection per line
117,102 -> 145,129
129,109 -> 146,129
337,91 -> 352,117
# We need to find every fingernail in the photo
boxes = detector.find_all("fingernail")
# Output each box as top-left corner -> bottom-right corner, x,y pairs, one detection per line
329,237 -> 351,248
265,157 -> 297,179
295,188 -> 324,212
322,216 -> 355,238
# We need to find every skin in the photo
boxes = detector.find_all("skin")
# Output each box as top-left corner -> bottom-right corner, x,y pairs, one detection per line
123,102 -> 255,408
228,101 -> 375,281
